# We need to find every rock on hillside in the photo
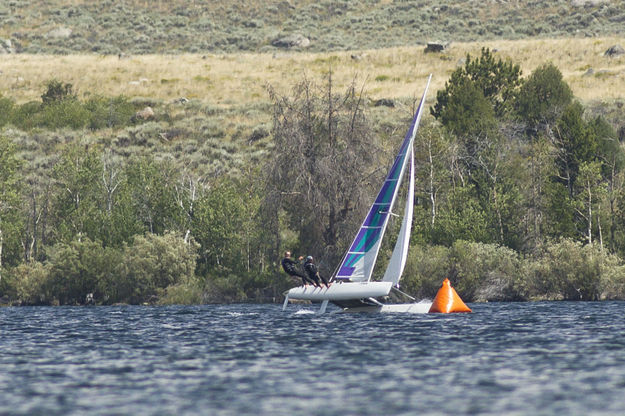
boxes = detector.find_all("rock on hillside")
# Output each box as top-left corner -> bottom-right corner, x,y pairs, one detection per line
271,34 -> 310,49
604,45 -> 625,58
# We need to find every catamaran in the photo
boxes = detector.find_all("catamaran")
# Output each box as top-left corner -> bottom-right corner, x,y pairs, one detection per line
283,76 -> 442,313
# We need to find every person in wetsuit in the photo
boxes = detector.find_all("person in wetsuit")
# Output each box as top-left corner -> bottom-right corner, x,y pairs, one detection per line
304,256 -> 329,288
281,251 -> 316,286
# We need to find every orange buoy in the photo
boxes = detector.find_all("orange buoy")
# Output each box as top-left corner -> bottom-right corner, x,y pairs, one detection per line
428,278 -> 472,313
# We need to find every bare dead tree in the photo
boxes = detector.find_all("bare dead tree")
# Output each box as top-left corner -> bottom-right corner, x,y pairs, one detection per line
265,73 -> 382,267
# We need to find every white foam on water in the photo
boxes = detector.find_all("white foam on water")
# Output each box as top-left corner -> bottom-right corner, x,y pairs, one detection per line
294,309 -> 316,315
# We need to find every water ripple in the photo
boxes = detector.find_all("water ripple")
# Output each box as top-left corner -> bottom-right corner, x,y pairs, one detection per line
2,302 -> 625,415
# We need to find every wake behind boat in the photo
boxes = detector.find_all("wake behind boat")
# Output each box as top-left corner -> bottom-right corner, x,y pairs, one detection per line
282,75 -> 470,314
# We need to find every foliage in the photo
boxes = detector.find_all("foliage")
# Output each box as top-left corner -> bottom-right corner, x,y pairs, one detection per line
8,1 -> 625,53
0,97 -> 14,128
192,178 -> 248,276
1,81 -> 139,131
41,80 -> 76,104
432,47 -> 522,120
7,262 -> 50,305
265,74 -> 380,266
514,63 -> 573,127
113,232 -> 198,304
3,50 -> 625,305
447,240 -> 523,302
85,96 -> 137,130
0,135 -> 23,276
46,238 -> 119,305
51,143 -> 105,243
526,239 -> 611,301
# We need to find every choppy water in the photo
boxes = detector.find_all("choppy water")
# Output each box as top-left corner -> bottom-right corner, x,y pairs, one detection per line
2,302 -> 625,415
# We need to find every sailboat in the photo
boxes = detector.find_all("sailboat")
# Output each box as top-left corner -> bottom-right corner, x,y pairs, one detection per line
282,75 -> 468,313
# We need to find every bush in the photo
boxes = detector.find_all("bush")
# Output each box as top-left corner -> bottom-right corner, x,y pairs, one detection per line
41,80 -> 75,104
526,239 -> 615,300
85,95 -> 136,130
37,99 -> 90,129
402,244 -> 451,300
0,96 -> 14,127
447,240 -> 523,302
10,101 -> 42,130
115,232 -> 199,304
46,238 -> 121,305
7,262 -> 51,305
159,279 -> 204,305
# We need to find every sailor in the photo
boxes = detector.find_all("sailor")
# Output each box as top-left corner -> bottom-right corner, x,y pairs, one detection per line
304,256 -> 330,288
281,251 -> 316,286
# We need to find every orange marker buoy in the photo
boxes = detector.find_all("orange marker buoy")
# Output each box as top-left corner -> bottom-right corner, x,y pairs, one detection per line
428,278 -> 472,313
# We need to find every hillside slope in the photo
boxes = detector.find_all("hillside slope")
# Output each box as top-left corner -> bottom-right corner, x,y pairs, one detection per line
1,0 -> 624,54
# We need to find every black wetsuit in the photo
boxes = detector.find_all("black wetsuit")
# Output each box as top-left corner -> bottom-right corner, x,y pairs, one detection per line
282,257 -> 315,286
304,261 -> 329,288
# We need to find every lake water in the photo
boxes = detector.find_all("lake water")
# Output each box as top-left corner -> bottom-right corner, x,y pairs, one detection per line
2,302 -> 625,415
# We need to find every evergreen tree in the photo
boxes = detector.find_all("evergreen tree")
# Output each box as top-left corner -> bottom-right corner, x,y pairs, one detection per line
432,47 -> 522,120
515,63 -> 573,128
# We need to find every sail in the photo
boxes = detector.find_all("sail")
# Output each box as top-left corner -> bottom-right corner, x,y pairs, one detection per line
334,75 -> 431,282
382,145 -> 414,286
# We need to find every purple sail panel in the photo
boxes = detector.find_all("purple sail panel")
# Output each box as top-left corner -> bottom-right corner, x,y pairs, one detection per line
363,203 -> 391,227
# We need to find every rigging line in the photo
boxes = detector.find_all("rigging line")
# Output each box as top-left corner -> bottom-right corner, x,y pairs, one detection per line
391,286 -> 416,301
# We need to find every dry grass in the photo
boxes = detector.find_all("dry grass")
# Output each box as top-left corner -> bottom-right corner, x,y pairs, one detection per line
1,37 -> 624,107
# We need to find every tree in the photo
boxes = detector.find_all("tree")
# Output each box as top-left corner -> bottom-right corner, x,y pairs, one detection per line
192,179 -> 247,276
51,143 -> 105,243
590,116 -> 624,251
0,136 -> 23,283
515,63 -> 573,128
265,74 -> 380,266
574,162 -> 606,246
432,47 -> 522,120
115,232 -> 198,304
553,102 -> 597,197
124,157 -> 181,235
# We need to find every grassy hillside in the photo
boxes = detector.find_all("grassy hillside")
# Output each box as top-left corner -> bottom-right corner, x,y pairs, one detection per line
2,38 -> 625,105
1,0 -> 624,54
2,37 -> 624,182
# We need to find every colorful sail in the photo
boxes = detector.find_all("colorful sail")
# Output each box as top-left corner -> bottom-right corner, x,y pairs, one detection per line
335,75 -> 431,282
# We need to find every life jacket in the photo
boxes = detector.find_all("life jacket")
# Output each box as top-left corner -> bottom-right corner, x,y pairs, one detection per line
281,257 -> 297,274
304,261 -> 317,277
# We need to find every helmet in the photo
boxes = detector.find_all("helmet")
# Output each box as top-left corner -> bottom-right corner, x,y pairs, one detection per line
306,256 -> 313,261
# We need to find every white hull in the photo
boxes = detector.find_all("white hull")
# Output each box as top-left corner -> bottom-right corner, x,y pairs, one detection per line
286,281 -> 393,301
338,302 -> 432,314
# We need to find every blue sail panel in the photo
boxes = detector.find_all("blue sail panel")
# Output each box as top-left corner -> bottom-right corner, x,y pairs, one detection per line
334,75 -> 431,282
363,203 -> 390,228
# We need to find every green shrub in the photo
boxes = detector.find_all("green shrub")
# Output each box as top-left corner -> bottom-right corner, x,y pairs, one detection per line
10,101 -> 41,130
159,279 -> 203,305
41,80 -> 75,104
46,238 -> 121,305
447,240 -> 523,302
0,96 -> 14,127
37,99 -> 90,129
526,239 -> 612,300
402,244 -> 451,300
115,232 -> 199,304
599,264 -> 625,300
85,95 -> 136,129
6,262 -> 51,305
